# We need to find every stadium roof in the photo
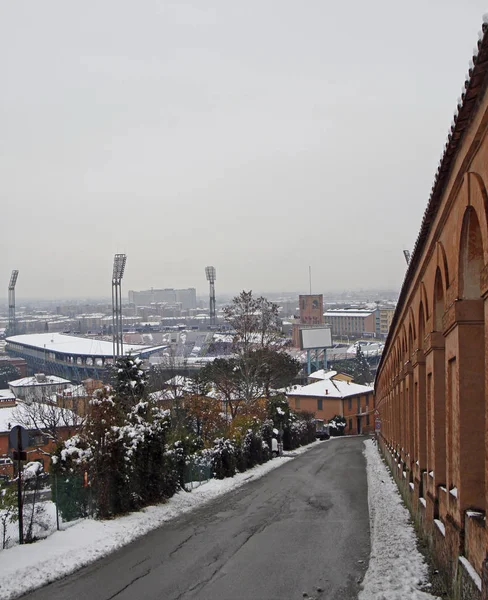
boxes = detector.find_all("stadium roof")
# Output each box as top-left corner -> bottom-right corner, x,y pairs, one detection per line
6,333 -> 165,358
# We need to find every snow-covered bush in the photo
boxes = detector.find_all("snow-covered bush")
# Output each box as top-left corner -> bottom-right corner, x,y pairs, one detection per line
260,418 -> 274,452
209,438 -> 237,479
52,361 -> 178,518
328,415 -> 346,436
0,481 -> 16,550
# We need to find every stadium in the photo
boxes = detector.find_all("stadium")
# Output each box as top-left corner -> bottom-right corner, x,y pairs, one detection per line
5,332 -> 167,382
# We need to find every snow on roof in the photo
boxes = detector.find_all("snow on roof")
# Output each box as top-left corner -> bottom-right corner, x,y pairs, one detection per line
0,406 -> 23,433
165,376 -> 193,388
6,333 -> 152,357
0,403 -> 80,434
0,389 -> 16,402
9,375 -> 71,387
308,369 -> 337,381
287,378 -> 373,399
149,390 -> 173,402
324,310 -> 375,318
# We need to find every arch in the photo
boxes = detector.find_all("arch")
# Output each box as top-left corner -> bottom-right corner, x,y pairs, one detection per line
418,302 -> 426,349
468,171 -> 488,263
453,203 -> 486,510
458,206 -> 483,299
408,323 -> 414,356
433,268 -> 445,332
419,282 -> 430,321
401,325 -> 407,361
409,307 -> 417,341
436,241 -> 450,289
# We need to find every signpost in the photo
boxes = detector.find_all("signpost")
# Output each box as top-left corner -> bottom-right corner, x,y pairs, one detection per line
8,425 -> 28,545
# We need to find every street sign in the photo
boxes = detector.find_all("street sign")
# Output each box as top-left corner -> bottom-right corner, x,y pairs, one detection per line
375,418 -> 381,433
8,426 -> 29,451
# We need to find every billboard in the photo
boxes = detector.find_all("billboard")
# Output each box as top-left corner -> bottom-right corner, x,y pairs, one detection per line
299,327 -> 332,350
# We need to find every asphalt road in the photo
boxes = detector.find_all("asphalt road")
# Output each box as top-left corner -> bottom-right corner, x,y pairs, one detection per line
21,437 -> 370,600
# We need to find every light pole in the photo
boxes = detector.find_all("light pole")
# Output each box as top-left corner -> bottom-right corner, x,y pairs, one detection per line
8,270 -> 19,336
205,266 -> 216,327
112,254 -> 127,361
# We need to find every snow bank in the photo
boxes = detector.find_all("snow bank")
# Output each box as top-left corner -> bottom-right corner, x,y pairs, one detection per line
359,440 -> 439,600
0,440 -> 324,600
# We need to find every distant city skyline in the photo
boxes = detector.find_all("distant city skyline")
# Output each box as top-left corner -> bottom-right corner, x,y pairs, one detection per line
3,2 -> 485,298
1,287 -> 399,308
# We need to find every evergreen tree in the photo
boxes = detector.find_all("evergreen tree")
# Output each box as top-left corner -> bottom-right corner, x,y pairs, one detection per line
0,363 -> 20,388
352,344 -> 372,385
112,355 -> 148,410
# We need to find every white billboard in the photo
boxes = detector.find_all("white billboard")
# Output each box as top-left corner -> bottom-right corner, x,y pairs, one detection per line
300,327 -> 332,350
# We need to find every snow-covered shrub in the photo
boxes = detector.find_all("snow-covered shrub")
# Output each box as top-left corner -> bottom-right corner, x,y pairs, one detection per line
52,385 -> 177,518
166,436 -> 204,490
210,438 -> 237,479
328,415 -> 346,436
0,481 -> 16,550
22,462 -> 50,543
260,418 -> 274,453
241,428 -> 267,470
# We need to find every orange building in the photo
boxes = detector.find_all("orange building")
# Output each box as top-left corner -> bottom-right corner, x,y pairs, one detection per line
299,295 -> 324,325
287,371 -> 374,434
374,19 -> 488,598
0,402 -> 78,478
292,295 -> 325,347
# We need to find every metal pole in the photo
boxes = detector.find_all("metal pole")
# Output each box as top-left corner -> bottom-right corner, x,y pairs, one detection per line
307,350 -> 311,375
118,281 -> 124,357
324,348 -> 328,370
115,281 -> 119,358
17,429 -> 23,545
55,473 -> 60,531
112,282 -> 116,361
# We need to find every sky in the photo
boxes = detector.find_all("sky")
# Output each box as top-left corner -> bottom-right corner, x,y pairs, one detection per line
2,1 -> 488,300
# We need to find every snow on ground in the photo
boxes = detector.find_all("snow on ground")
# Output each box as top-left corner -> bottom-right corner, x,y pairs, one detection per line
2,500 -> 63,549
0,440 -> 324,600
359,439 -> 439,600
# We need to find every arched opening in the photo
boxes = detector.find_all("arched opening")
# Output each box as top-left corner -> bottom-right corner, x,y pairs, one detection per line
434,271 -> 444,332
416,302 -> 427,489
418,303 -> 425,350
459,207 -> 483,299
454,207 -> 485,511
431,269 -> 447,494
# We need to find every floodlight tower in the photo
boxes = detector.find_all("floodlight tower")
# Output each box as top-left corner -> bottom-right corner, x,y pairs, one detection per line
205,266 -> 216,327
8,270 -> 19,336
112,254 -> 127,360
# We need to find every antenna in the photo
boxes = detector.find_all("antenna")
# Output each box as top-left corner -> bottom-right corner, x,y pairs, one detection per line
8,270 -> 19,336
112,254 -> 127,360
403,250 -> 411,265
205,266 -> 216,327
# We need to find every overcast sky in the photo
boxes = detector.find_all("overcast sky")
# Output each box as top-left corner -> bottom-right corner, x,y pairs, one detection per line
2,1 -> 487,300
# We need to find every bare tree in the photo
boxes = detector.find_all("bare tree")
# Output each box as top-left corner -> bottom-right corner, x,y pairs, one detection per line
223,291 -> 281,353
148,346 -> 188,401
12,401 -> 81,453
